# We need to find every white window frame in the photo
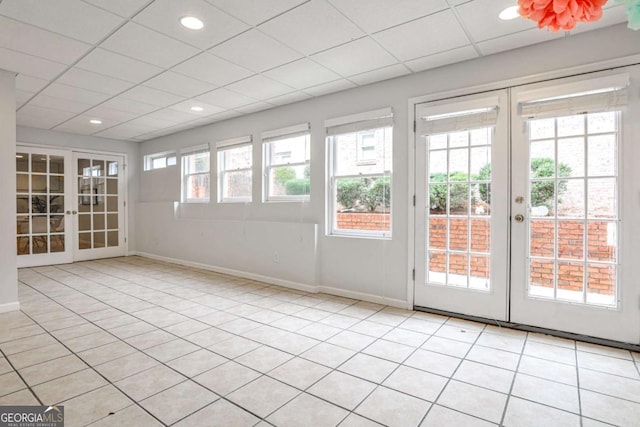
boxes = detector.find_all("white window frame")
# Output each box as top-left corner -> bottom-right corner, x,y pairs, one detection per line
143,151 -> 176,171
262,123 -> 311,202
217,136 -> 253,203
326,108 -> 393,239
357,131 -> 377,164
181,145 -> 210,204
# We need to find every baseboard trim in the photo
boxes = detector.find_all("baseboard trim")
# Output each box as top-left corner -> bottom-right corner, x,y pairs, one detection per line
0,302 -> 20,314
319,286 -> 411,310
133,252 -> 411,309
135,252 -> 317,294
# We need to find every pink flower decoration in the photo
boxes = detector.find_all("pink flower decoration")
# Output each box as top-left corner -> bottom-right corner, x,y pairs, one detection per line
518,0 -> 607,31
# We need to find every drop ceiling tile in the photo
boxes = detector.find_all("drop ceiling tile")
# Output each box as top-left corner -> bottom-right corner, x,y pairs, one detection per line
101,22 -> 200,68
173,52 -> 253,86
120,86 -> 186,108
405,45 -> 478,73
144,108 -> 201,124
235,101 -> 274,114
206,109 -> 244,122
127,115 -> 177,130
95,122 -> 153,139
194,88 -> 256,109
144,71 -> 216,97
16,105 -> 76,129
75,48 -> 163,83
477,28 -> 562,56
210,29 -> 302,73
0,48 -> 67,80
16,90 -> 34,108
569,5 -> 627,34
259,0 -> 364,55
348,63 -> 410,86
206,0 -> 307,25
303,79 -> 356,97
40,83 -> 111,105
0,0 -> 123,44
56,68 -> 134,96
169,100 -> 225,116
266,91 -> 312,106
0,16 -> 92,64
15,75 -> 49,93
28,93 -> 93,114
53,115 -> 117,135
330,0 -> 449,33
312,37 -> 398,77
134,0 -> 248,50
263,58 -> 340,90
84,105 -> 142,122
456,0 -> 538,42
84,0 -> 153,18
225,75 -> 295,100
374,9 -> 470,61
100,96 -> 160,115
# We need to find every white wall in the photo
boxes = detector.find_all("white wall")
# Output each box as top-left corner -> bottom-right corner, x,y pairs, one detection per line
16,126 -> 140,252
137,24 -> 640,307
0,69 -> 18,312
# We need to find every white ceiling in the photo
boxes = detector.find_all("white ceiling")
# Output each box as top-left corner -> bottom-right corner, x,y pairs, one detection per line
1,0 -> 627,142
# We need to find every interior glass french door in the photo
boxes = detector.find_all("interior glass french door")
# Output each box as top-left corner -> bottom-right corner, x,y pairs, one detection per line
510,70 -> 640,344
414,90 -> 509,320
73,153 -> 126,261
16,147 -> 73,267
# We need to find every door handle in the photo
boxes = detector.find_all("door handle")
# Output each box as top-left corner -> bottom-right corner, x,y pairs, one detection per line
66,210 -> 72,215
514,214 -> 525,223
72,210 -> 78,215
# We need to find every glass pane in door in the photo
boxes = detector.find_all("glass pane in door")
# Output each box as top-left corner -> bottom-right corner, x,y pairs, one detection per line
426,127 -> 493,290
527,112 -> 618,306
77,157 -> 121,250
16,153 -> 66,255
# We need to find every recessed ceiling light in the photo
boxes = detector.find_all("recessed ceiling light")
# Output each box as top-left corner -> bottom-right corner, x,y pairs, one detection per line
190,106 -> 204,112
180,16 -> 204,30
499,5 -> 520,20
89,119 -> 102,125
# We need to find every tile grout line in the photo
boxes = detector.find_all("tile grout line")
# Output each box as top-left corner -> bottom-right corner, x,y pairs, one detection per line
498,331 -> 530,426
0,347 -> 43,406
12,259 -> 640,426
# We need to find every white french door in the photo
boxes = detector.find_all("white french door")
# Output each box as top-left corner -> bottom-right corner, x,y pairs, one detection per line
414,90 -> 510,321
73,152 -> 126,261
16,147 -> 74,267
414,68 -> 640,344
510,70 -> 640,343
16,147 -> 127,267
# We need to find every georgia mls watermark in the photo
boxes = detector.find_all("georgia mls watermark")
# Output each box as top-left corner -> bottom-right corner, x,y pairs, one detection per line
0,406 -> 64,427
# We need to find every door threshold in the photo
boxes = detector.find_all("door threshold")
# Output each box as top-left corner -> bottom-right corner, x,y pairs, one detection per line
414,305 -> 640,352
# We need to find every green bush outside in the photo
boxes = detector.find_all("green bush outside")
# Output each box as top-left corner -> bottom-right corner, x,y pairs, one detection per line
475,158 -> 571,208
336,177 -> 391,212
361,177 -> 391,212
285,178 -> 310,195
337,178 -> 365,209
274,166 -> 296,186
429,172 -> 470,213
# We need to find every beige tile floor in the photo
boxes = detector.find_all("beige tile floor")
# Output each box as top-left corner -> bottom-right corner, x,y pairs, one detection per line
0,256 -> 639,426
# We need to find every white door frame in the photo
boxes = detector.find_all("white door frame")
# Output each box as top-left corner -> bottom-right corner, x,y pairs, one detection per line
16,146 -> 74,268
16,143 -> 129,266
407,57 -> 640,345
73,152 -> 127,262
413,90 -> 510,320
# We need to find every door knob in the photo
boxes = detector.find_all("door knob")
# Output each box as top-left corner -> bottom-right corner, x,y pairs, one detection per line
72,210 -> 78,215
66,210 -> 71,215
514,214 -> 524,223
